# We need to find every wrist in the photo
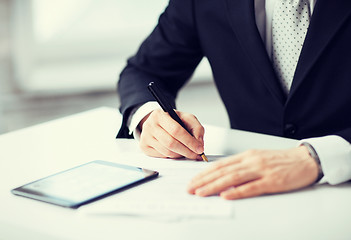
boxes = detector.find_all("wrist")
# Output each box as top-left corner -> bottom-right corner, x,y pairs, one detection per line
300,143 -> 324,183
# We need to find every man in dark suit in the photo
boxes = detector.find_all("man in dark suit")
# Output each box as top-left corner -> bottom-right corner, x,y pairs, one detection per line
117,0 -> 351,199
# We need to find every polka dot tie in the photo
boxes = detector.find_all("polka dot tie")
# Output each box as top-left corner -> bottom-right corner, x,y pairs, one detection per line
272,0 -> 311,94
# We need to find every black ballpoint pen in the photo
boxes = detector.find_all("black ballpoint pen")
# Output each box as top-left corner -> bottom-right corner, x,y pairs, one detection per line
148,82 -> 208,162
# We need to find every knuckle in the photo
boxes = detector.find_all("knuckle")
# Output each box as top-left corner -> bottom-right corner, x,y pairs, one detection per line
142,121 -> 152,131
180,112 -> 200,125
164,138 -> 177,150
183,138 -> 196,150
169,125 -> 182,137
233,188 -> 245,198
215,177 -> 225,186
229,172 -> 241,182
148,111 -> 157,120
212,162 -> 224,171
187,114 -> 197,123
153,109 -> 163,116
178,111 -> 189,118
194,125 -> 205,137
199,125 -> 205,133
246,149 -> 259,156
246,153 -> 265,167
272,174 -> 285,187
142,116 -> 157,130
150,109 -> 164,122
253,155 -> 264,164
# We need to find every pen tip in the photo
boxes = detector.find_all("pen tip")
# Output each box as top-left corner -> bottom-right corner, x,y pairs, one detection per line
201,153 -> 208,162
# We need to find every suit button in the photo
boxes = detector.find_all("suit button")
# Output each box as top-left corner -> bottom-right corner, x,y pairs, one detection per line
284,124 -> 297,136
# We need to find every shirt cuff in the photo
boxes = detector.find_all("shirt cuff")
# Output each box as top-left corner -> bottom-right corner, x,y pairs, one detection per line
299,135 -> 351,185
127,101 -> 161,140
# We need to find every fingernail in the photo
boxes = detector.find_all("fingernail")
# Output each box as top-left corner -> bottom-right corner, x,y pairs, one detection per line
195,188 -> 205,196
187,185 -> 195,194
196,155 -> 203,161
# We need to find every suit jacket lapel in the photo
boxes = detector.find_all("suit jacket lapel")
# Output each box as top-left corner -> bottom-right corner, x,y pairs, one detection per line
289,0 -> 351,98
225,0 -> 286,105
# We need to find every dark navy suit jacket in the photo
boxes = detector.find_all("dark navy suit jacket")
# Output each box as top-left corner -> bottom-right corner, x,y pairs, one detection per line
117,0 -> 351,144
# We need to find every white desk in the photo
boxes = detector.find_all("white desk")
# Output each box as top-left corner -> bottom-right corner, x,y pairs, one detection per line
0,107 -> 350,240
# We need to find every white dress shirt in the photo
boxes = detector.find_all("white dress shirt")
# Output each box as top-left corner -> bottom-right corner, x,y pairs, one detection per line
127,0 -> 351,185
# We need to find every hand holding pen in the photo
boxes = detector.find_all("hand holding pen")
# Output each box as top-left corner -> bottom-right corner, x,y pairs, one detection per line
137,82 -> 208,161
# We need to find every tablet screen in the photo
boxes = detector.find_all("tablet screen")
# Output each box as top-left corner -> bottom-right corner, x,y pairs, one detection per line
11,160 -> 159,208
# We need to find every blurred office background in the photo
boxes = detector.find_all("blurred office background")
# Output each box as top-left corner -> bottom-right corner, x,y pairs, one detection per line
0,0 -> 228,134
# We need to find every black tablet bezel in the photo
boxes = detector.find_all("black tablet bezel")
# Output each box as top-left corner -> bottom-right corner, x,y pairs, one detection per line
11,160 -> 159,208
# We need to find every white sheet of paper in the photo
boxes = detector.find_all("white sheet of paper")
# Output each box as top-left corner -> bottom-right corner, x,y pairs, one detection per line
79,155 -> 234,220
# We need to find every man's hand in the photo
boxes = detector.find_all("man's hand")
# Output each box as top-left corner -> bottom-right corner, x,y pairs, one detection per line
138,109 -> 205,160
187,146 -> 319,199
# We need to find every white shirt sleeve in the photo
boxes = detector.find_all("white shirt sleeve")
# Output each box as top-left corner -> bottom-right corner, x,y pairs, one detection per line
127,101 -> 161,140
299,135 -> 351,185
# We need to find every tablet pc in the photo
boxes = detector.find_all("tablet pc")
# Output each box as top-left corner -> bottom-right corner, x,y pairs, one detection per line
11,160 -> 159,208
